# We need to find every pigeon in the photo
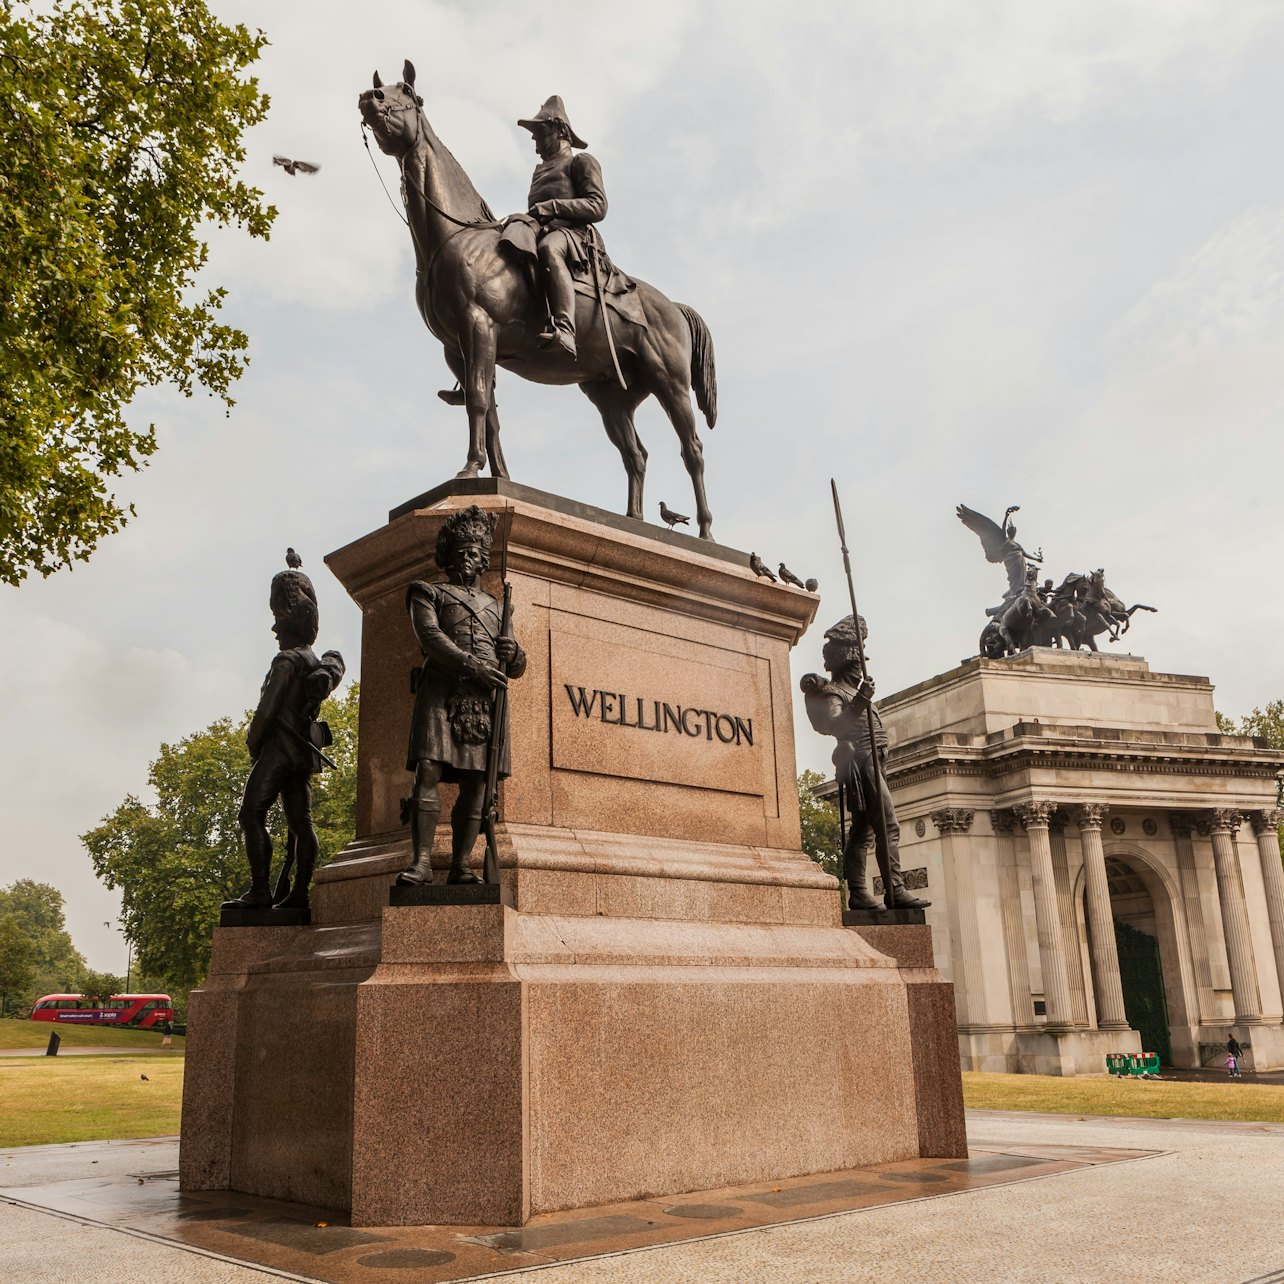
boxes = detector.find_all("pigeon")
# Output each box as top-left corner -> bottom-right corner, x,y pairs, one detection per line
659,501 -> 689,530
273,155 -> 321,176
286,547 -> 302,569
140,1074 -> 150,1081
804,577 -> 819,592
749,552 -> 777,582
778,563 -> 805,589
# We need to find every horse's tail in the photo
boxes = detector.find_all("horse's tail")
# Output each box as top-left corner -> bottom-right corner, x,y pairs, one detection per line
677,303 -> 717,428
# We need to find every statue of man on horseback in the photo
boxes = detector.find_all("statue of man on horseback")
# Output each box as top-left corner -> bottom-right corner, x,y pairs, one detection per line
358,64 -> 718,538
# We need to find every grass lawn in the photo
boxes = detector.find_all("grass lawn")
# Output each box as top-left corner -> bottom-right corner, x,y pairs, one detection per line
0,1016 -> 183,1051
963,1071 -> 1284,1124
0,1054 -> 183,1147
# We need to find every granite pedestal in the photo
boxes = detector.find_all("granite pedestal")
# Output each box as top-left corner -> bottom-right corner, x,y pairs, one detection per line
180,482 -> 966,1225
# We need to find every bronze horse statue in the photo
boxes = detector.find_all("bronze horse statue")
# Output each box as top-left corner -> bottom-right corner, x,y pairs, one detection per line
358,63 -> 719,538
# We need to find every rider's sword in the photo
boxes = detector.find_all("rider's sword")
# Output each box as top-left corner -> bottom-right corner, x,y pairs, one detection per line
587,226 -> 628,392
830,478 -> 896,912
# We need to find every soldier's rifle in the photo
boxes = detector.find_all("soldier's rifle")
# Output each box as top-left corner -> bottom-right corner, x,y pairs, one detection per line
481,513 -> 513,885
830,478 -> 895,910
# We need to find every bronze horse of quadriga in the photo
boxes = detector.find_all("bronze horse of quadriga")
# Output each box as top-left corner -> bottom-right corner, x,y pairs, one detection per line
359,62 -> 718,538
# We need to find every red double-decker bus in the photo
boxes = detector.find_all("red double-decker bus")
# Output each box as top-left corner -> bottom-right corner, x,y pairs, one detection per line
29,994 -> 173,1028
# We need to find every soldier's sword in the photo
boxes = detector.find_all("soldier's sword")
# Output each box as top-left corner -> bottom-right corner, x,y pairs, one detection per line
830,478 -> 895,910
273,716 -> 338,771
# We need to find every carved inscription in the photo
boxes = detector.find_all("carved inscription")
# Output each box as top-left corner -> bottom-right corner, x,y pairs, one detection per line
549,630 -> 772,799
563,685 -> 754,746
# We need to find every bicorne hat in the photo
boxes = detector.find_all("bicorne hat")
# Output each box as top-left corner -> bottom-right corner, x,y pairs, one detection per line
517,96 -> 587,149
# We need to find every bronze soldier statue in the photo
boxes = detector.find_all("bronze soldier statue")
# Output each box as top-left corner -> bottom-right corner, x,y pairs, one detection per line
801,615 -> 929,913
516,95 -> 606,360
399,506 -> 527,886
226,554 -> 345,913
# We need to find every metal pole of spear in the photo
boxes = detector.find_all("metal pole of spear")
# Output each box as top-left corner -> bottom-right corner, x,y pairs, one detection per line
830,478 -> 895,914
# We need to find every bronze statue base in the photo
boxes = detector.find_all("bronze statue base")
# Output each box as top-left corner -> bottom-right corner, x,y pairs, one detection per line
389,883 -> 506,906
842,907 -> 927,927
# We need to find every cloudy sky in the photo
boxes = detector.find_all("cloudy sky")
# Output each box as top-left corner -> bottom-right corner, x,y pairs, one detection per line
6,0 -> 1284,972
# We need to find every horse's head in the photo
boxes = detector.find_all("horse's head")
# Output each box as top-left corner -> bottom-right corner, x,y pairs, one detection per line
359,60 -> 423,158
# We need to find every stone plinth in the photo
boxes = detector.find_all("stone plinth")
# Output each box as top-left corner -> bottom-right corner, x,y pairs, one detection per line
181,481 -> 966,1224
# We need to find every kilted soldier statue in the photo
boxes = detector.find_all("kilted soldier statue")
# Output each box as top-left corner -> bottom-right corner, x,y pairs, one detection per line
399,506 -> 527,886
800,615 -> 929,913
225,552 -> 346,913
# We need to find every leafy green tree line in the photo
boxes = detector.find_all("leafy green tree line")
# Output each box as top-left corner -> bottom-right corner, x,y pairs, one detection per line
0,0 -> 273,584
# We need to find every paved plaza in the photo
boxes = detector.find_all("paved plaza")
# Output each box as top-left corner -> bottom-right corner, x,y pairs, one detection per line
1,1109 -> 1281,1282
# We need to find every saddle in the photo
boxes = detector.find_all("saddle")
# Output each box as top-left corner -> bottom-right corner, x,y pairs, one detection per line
496,214 -> 648,329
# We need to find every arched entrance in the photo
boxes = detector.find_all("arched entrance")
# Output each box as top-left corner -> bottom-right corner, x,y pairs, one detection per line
1104,855 -> 1172,1062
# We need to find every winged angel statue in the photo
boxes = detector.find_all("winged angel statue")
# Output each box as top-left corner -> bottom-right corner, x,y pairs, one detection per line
955,504 -> 1156,657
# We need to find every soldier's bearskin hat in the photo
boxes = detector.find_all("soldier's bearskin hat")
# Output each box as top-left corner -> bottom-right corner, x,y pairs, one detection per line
270,555 -> 319,646
434,504 -> 496,570
823,614 -> 867,645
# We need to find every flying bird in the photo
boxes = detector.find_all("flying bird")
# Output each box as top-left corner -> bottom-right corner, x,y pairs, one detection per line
804,577 -> 819,592
778,563 -> 805,589
749,552 -> 777,581
286,547 -> 302,569
273,155 -> 321,176
659,501 -> 689,530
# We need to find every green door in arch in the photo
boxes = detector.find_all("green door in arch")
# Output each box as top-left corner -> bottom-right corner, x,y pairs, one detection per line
1114,918 -> 1172,1064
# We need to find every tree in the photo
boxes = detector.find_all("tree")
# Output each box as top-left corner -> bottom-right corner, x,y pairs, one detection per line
0,1 -> 274,584
79,969 -> 125,1000
1217,701 -> 1284,810
84,684 -> 359,987
0,915 -> 36,1017
798,768 -> 842,878
0,880 -> 88,998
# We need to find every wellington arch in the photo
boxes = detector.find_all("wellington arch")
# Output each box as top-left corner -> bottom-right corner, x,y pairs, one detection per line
839,648 -> 1284,1076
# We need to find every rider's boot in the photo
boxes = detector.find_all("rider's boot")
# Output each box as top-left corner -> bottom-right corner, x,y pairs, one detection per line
396,799 -> 440,886
537,257 -> 577,359
437,383 -> 466,406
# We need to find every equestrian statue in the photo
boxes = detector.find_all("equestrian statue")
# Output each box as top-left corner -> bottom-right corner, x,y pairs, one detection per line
359,63 -> 718,539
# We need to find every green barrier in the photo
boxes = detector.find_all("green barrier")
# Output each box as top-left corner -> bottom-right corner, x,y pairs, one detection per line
1105,1051 -> 1161,1077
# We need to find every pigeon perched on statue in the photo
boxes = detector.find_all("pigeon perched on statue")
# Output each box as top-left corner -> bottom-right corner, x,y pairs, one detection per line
749,552 -> 777,581
286,547 -> 302,569
659,501 -> 689,530
778,563 -> 805,589
273,155 -> 321,176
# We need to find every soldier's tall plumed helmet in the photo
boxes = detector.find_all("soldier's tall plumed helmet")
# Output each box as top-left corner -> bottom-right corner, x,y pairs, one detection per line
434,505 -> 497,571
269,551 -> 319,646
517,95 -> 587,149
821,614 -> 867,673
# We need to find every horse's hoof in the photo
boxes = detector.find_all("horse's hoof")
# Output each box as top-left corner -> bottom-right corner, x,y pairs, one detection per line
455,463 -> 482,479
699,527 -> 714,541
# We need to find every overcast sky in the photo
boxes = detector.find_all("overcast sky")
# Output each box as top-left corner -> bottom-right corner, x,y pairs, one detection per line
6,0 -> 1284,973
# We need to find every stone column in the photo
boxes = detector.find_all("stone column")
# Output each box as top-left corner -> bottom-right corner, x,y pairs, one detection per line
931,808 -> 982,1026
1049,810 -> 1090,1028
1014,801 -> 1074,1031
1170,813 -> 1218,1023
993,809 -> 1035,1027
1203,809 -> 1262,1023
1248,810 -> 1284,997
1074,804 -> 1130,1030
